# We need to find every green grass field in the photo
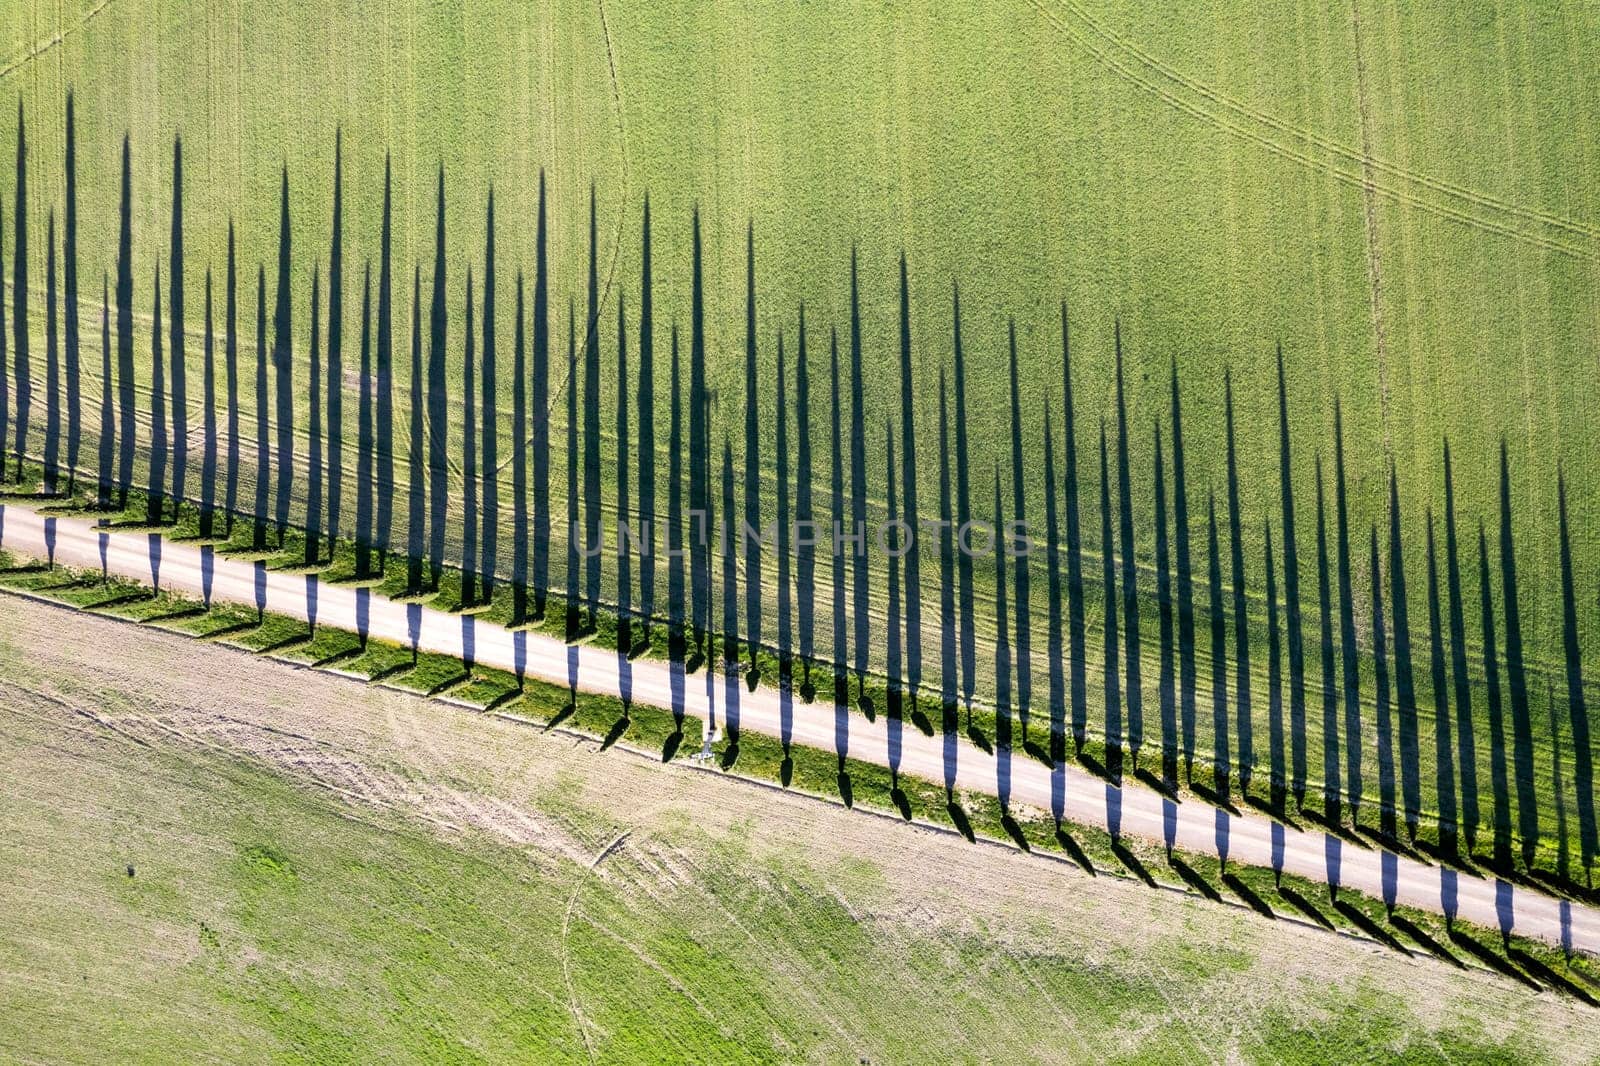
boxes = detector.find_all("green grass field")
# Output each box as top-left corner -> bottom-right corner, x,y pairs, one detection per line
0,0 -> 1597,879
3,592 -> 1597,1063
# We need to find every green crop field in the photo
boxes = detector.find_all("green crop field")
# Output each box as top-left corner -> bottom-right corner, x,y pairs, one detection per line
3,594 -> 1595,1063
1,1 -> 1597,872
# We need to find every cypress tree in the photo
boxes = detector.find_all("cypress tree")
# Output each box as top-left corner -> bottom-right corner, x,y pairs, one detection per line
115,138 -> 135,506
306,268 -> 323,565
253,268 -> 270,550
1224,369 -> 1252,791
1480,523 -> 1513,868
994,467 -> 1012,768
743,224 -> 762,668
1208,493 -> 1231,803
1389,468 -> 1421,840
1371,527 -> 1395,839
617,292 -> 631,648
481,190 -> 498,602
899,257 -> 922,706
830,328 -> 848,693
1099,424 -> 1121,780
1009,321 -> 1032,742
583,190 -> 602,623
532,172 -> 550,618
12,102 -> 29,483
1154,423 -> 1175,789
954,287 -> 976,718
512,274 -> 529,625
566,303 -> 580,637
326,132 -> 344,558
1114,325 -> 1141,766
1276,347 -> 1307,806
97,276 -> 113,507
720,437 -> 740,737
147,265 -> 167,524
224,223 -> 239,532
406,268 -> 426,593
1442,442 -> 1477,851
355,265 -> 374,579
689,210 -> 709,654
375,155 -> 394,569
1172,362 -> 1197,779
1045,407 -> 1067,768
668,325 -> 684,654
776,332 -> 791,678
886,425 -> 902,730
169,139 -> 187,518
1499,443 -> 1538,866
1063,305 -> 1086,751
1267,523 -> 1285,809
1426,511 -> 1459,856
200,272 -> 216,538
848,250 -> 869,700
44,214 -> 60,493
427,167 -> 448,588
796,308 -> 815,686
462,270 -> 479,606
637,198 -> 655,643
1315,458 -> 1341,824
1557,469 -> 1595,878
1334,401 -> 1361,817
271,168 -> 293,544
938,366 -> 957,739
63,93 -> 81,494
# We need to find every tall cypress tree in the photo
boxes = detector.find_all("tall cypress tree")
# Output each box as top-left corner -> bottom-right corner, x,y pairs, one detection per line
406,268 -> 426,593
954,287 -> 976,718
355,265 -> 374,579
689,210 -> 709,655
427,168 -> 449,588
1063,305 -> 1086,751
44,214 -> 60,493
306,268 -> 322,565
1315,457 -> 1341,824
1426,511 -> 1459,856
224,223 -> 239,532
1099,425 -> 1121,780
1499,443 -> 1538,866
147,266 -> 167,524
830,329 -> 848,694
636,198 -> 655,642
1389,468 -> 1421,840
743,224 -> 762,668
566,302 -> 581,638
994,468 -> 1012,767
1267,523 -> 1285,809
796,307 -> 815,687
1114,325 -> 1141,766
1172,362 -> 1197,779
97,276 -> 113,507
848,251 -> 869,700
253,268 -> 270,550
115,138 -> 135,506
582,190 -> 602,623
12,102 -> 30,483
63,93 -> 81,494
1276,347 -> 1307,806
0,182 -> 6,481
480,190 -> 498,602
775,331 -> 791,678
1009,322 -> 1032,743
462,270 -> 479,606
938,367 -> 957,739
512,274 -> 529,625
899,257 -> 922,705
375,155 -> 394,569
884,423 -> 901,727
1224,369 -> 1252,791
169,139 -> 187,518
271,167 -> 293,544
1442,441 -> 1477,852
668,326 -> 684,654
1557,469 -> 1595,878
1208,493 -> 1231,803
532,173 -> 550,618
1333,401 -> 1360,818
1044,407 -> 1065,767
200,272 -> 216,538
1153,423 -> 1175,789
1479,523 -> 1513,867
326,132 -> 344,559
1371,527 -> 1396,839
616,292 -> 631,648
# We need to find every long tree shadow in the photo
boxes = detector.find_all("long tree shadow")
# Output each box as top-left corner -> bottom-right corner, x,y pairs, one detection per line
1222,872 -> 1277,920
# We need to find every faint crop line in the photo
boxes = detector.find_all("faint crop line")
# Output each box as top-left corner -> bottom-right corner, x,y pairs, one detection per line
1042,0 -> 1600,244
1025,0 -> 1598,261
561,830 -> 631,1066
1348,0 -> 1393,455
0,0 -> 122,83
